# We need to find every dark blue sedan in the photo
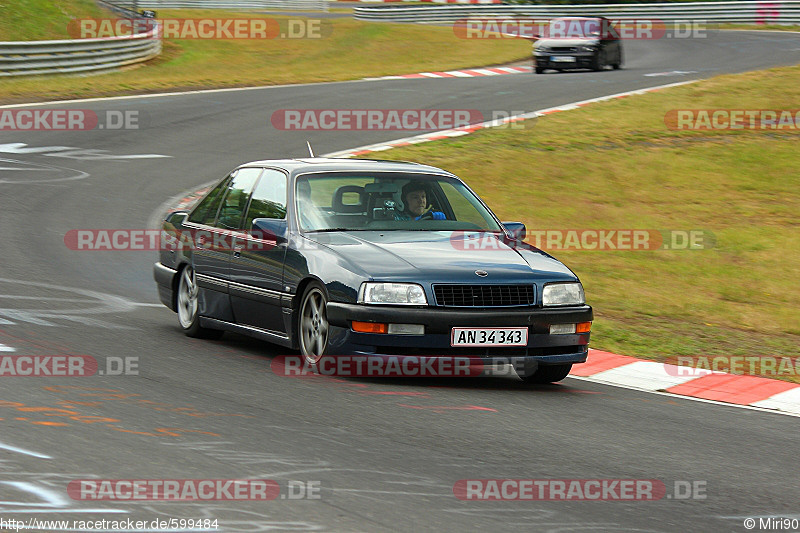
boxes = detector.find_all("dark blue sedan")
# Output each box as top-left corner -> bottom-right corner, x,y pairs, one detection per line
153,158 -> 592,383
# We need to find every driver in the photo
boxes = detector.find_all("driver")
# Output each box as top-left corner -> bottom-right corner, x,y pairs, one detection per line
396,180 -> 445,221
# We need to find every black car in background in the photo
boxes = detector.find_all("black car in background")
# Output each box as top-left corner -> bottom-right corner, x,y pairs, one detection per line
533,16 -> 623,73
153,158 -> 592,383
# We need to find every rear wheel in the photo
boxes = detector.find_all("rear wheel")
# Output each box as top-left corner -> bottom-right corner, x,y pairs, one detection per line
612,48 -> 623,69
299,283 -> 330,364
177,265 -> 223,339
518,363 -> 573,384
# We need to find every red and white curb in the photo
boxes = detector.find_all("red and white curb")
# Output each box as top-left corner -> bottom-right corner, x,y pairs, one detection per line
366,65 -> 531,81
572,349 -> 800,416
323,80 -> 696,158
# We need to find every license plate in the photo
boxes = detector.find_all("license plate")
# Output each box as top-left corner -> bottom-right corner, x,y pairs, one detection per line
451,327 -> 528,347
551,56 -> 576,63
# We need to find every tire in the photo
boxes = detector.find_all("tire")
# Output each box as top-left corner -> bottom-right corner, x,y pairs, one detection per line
535,67 -> 545,74
591,51 -> 604,72
298,283 -> 330,364
612,48 -> 623,70
176,265 -> 223,339
518,363 -> 573,384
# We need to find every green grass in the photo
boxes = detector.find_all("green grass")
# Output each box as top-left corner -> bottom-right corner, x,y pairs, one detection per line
0,0 -> 110,40
372,64 -> 800,381
0,9 -> 529,104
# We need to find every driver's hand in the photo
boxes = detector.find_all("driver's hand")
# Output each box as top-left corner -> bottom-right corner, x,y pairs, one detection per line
414,205 -> 434,221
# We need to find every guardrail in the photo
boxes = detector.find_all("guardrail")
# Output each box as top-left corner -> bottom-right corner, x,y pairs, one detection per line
0,26 -> 161,77
354,1 -> 800,24
137,0 -> 329,11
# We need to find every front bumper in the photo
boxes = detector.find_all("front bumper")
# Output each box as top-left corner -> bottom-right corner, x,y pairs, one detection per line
534,53 -> 596,69
153,262 -> 178,311
326,302 -> 592,365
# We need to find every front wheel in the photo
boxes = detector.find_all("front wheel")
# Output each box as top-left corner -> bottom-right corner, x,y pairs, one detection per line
535,66 -> 545,74
176,265 -> 223,339
591,51 -> 604,72
518,363 -> 573,384
299,283 -> 330,364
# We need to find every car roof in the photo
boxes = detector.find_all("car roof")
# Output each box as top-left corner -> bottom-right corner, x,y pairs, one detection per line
236,157 -> 455,177
548,16 -> 611,24
552,16 -> 609,21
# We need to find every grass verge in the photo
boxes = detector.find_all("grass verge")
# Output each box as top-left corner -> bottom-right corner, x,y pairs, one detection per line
0,0 -> 111,40
0,9 -> 529,104
374,64 -> 800,382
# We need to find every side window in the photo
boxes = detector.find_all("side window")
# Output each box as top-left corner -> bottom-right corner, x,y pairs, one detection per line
187,174 -> 233,225
215,167 -> 263,230
244,169 -> 287,229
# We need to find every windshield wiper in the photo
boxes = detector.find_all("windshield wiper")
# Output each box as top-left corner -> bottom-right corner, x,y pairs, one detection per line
305,228 -> 362,233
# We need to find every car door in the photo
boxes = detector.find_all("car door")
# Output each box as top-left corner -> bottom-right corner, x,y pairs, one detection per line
184,167 -> 263,320
228,168 -> 290,335
182,173 -> 232,320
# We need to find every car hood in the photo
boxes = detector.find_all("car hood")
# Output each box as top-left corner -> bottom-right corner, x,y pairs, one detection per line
304,231 -> 577,284
536,38 -> 599,48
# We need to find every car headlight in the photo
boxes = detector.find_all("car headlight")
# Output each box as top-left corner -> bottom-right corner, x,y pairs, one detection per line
535,45 -> 549,53
358,283 -> 427,305
542,283 -> 585,306
579,45 -> 597,53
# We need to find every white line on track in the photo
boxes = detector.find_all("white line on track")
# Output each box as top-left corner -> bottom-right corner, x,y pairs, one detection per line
0,442 -> 52,459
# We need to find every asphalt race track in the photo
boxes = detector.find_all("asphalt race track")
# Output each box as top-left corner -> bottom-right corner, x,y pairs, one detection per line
1,31 -> 799,532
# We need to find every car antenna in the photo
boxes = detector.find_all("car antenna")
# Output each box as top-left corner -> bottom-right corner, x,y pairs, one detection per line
306,141 -> 315,158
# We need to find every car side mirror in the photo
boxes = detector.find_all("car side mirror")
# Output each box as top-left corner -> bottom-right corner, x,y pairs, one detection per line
502,221 -> 526,241
252,218 -> 288,244
165,211 -> 188,226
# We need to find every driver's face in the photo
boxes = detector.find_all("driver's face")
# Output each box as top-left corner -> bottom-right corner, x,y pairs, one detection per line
405,190 -> 427,216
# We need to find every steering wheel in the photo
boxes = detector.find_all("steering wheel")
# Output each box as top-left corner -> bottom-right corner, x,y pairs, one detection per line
416,208 -> 446,221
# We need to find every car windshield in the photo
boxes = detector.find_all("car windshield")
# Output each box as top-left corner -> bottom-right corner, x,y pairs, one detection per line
295,171 -> 503,232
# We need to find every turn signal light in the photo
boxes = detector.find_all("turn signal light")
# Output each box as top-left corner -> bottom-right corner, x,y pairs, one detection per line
352,321 -> 388,334
576,322 -> 592,333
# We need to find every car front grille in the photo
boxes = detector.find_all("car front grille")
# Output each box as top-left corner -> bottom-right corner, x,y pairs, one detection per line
551,46 -> 577,53
433,284 -> 535,307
